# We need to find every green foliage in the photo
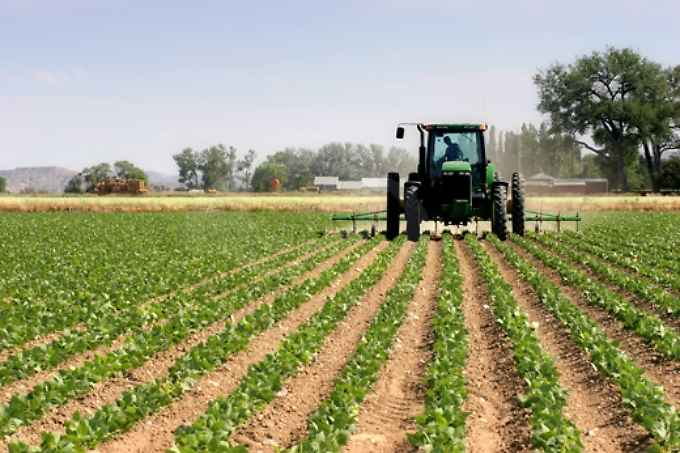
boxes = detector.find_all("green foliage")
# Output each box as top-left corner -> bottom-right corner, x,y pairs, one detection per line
173,148 -> 201,189
113,160 -> 148,182
251,162 -> 288,192
467,235 -> 582,451
535,47 -> 678,190
0,176 -> 6,193
495,234 -> 680,450
409,233 -> 468,452
660,157 -> 680,189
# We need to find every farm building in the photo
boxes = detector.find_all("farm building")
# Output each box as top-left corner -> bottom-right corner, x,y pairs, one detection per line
313,176 -> 339,192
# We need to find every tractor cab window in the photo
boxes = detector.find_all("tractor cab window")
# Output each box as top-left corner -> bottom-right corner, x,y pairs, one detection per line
430,131 -> 482,177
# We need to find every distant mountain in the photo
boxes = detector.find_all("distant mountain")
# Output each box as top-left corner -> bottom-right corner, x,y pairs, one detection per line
0,167 -> 77,193
146,171 -> 181,189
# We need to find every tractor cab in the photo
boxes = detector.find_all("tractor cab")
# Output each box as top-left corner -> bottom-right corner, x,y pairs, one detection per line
389,122 -> 525,241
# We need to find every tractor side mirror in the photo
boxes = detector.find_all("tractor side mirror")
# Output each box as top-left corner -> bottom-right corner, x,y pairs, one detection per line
396,127 -> 405,139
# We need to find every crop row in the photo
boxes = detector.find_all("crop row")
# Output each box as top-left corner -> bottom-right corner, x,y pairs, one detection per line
535,233 -> 680,316
0,236 -> 333,390
0,235 -> 354,441
560,231 -> 680,292
493,235 -> 680,450
172,235 -> 413,452
13,236 -> 383,452
514,235 -> 680,360
466,235 -> 582,451
284,235 -> 427,453
0,213 -> 326,351
409,232 -> 468,452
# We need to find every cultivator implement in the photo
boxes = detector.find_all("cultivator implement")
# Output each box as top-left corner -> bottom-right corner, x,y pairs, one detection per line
332,209 -> 581,235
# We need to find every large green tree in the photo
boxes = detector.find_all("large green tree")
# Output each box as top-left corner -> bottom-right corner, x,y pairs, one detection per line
173,148 -> 201,189
199,145 -> 231,191
251,162 -> 288,192
534,47 -> 674,190
113,160 -> 148,182
0,176 -> 5,193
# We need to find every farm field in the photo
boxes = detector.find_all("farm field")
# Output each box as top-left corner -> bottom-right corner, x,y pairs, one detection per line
2,193 -> 680,213
0,211 -> 680,452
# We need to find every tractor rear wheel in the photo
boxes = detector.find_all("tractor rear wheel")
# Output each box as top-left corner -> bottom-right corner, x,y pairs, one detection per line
492,184 -> 508,240
386,173 -> 400,240
511,172 -> 525,236
405,184 -> 421,242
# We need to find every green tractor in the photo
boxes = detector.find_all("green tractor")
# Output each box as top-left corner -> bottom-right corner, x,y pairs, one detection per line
386,122 -> 525,241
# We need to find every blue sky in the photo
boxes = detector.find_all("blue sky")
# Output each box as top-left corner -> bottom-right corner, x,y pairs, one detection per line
2,0 -> 679,173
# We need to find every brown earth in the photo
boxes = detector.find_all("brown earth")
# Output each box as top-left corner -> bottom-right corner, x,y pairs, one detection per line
342,239 -> 440,453
456,238 -> 532,453
230,241 -> 418,452
482,240 -> 650,452
91,240 -> 393,453
1,239 -> 363,451
509,241 -> 680,407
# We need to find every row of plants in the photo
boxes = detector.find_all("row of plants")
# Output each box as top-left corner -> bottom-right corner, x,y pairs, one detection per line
492,234 -> 680,450
282,236 -> 428,453
409,232 -> 468,452
0,236 -> 334,389
0,235 -> 354,439
562,231 -> 680,292
513,235 -> 680,361
535,233 -> 680,316
171,235 -> 415,452
466,235 -> 582,451
10,236 -> 385,452
568,231 -> 680,282
0,213 -> 326,352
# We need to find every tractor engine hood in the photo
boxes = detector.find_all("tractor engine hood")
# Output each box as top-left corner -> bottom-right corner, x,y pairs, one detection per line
441,161 -> 472,173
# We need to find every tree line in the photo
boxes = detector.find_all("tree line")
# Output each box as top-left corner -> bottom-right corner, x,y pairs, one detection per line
172,143 -> 416,192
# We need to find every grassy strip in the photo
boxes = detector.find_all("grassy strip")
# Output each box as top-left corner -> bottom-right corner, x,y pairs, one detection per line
535,233 -> 680,316
0,237 -> 332,389
0,237 -> 353,440
281,237 -> 429,453
514,235 -> 680,360
11,237 -> 382,453
466,235 -> 582,451
409,232 -> 468,452
562,231 -> 680,293
492,234 -> 680,450
171,235 -> 414,452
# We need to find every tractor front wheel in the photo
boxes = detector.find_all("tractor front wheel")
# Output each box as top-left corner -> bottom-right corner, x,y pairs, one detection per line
405,184 -> 421,242
511,172 -> 525,236
492,184 -> 508,240
386,173 -> 400,240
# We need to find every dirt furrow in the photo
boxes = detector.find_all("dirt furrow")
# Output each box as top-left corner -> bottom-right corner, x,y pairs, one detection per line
91,240 -> 392,453
229,240 -> 419,452
2,240 -> 363,450
457,238 -> 531,453
509,241 -> 680,408
341,239 -> 439,453
483,241 -> 649,452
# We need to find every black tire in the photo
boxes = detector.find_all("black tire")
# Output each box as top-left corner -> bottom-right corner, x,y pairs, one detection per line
492,184 -> 508,241
386,173 -> 400,240
405,184 -> 421,242
511,172 -> 525,236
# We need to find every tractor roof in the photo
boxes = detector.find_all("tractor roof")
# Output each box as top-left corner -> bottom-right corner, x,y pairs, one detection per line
423,123 -> 487,131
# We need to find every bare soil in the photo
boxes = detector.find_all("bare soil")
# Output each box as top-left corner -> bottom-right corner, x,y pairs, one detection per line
342,239 -> 440,453
230,241 -> 418,452
90,240 -> 392,453
456,238 -> 532,453
509,241 -> 680,408
1,239 -> 366,451
483,241 -> 650,452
